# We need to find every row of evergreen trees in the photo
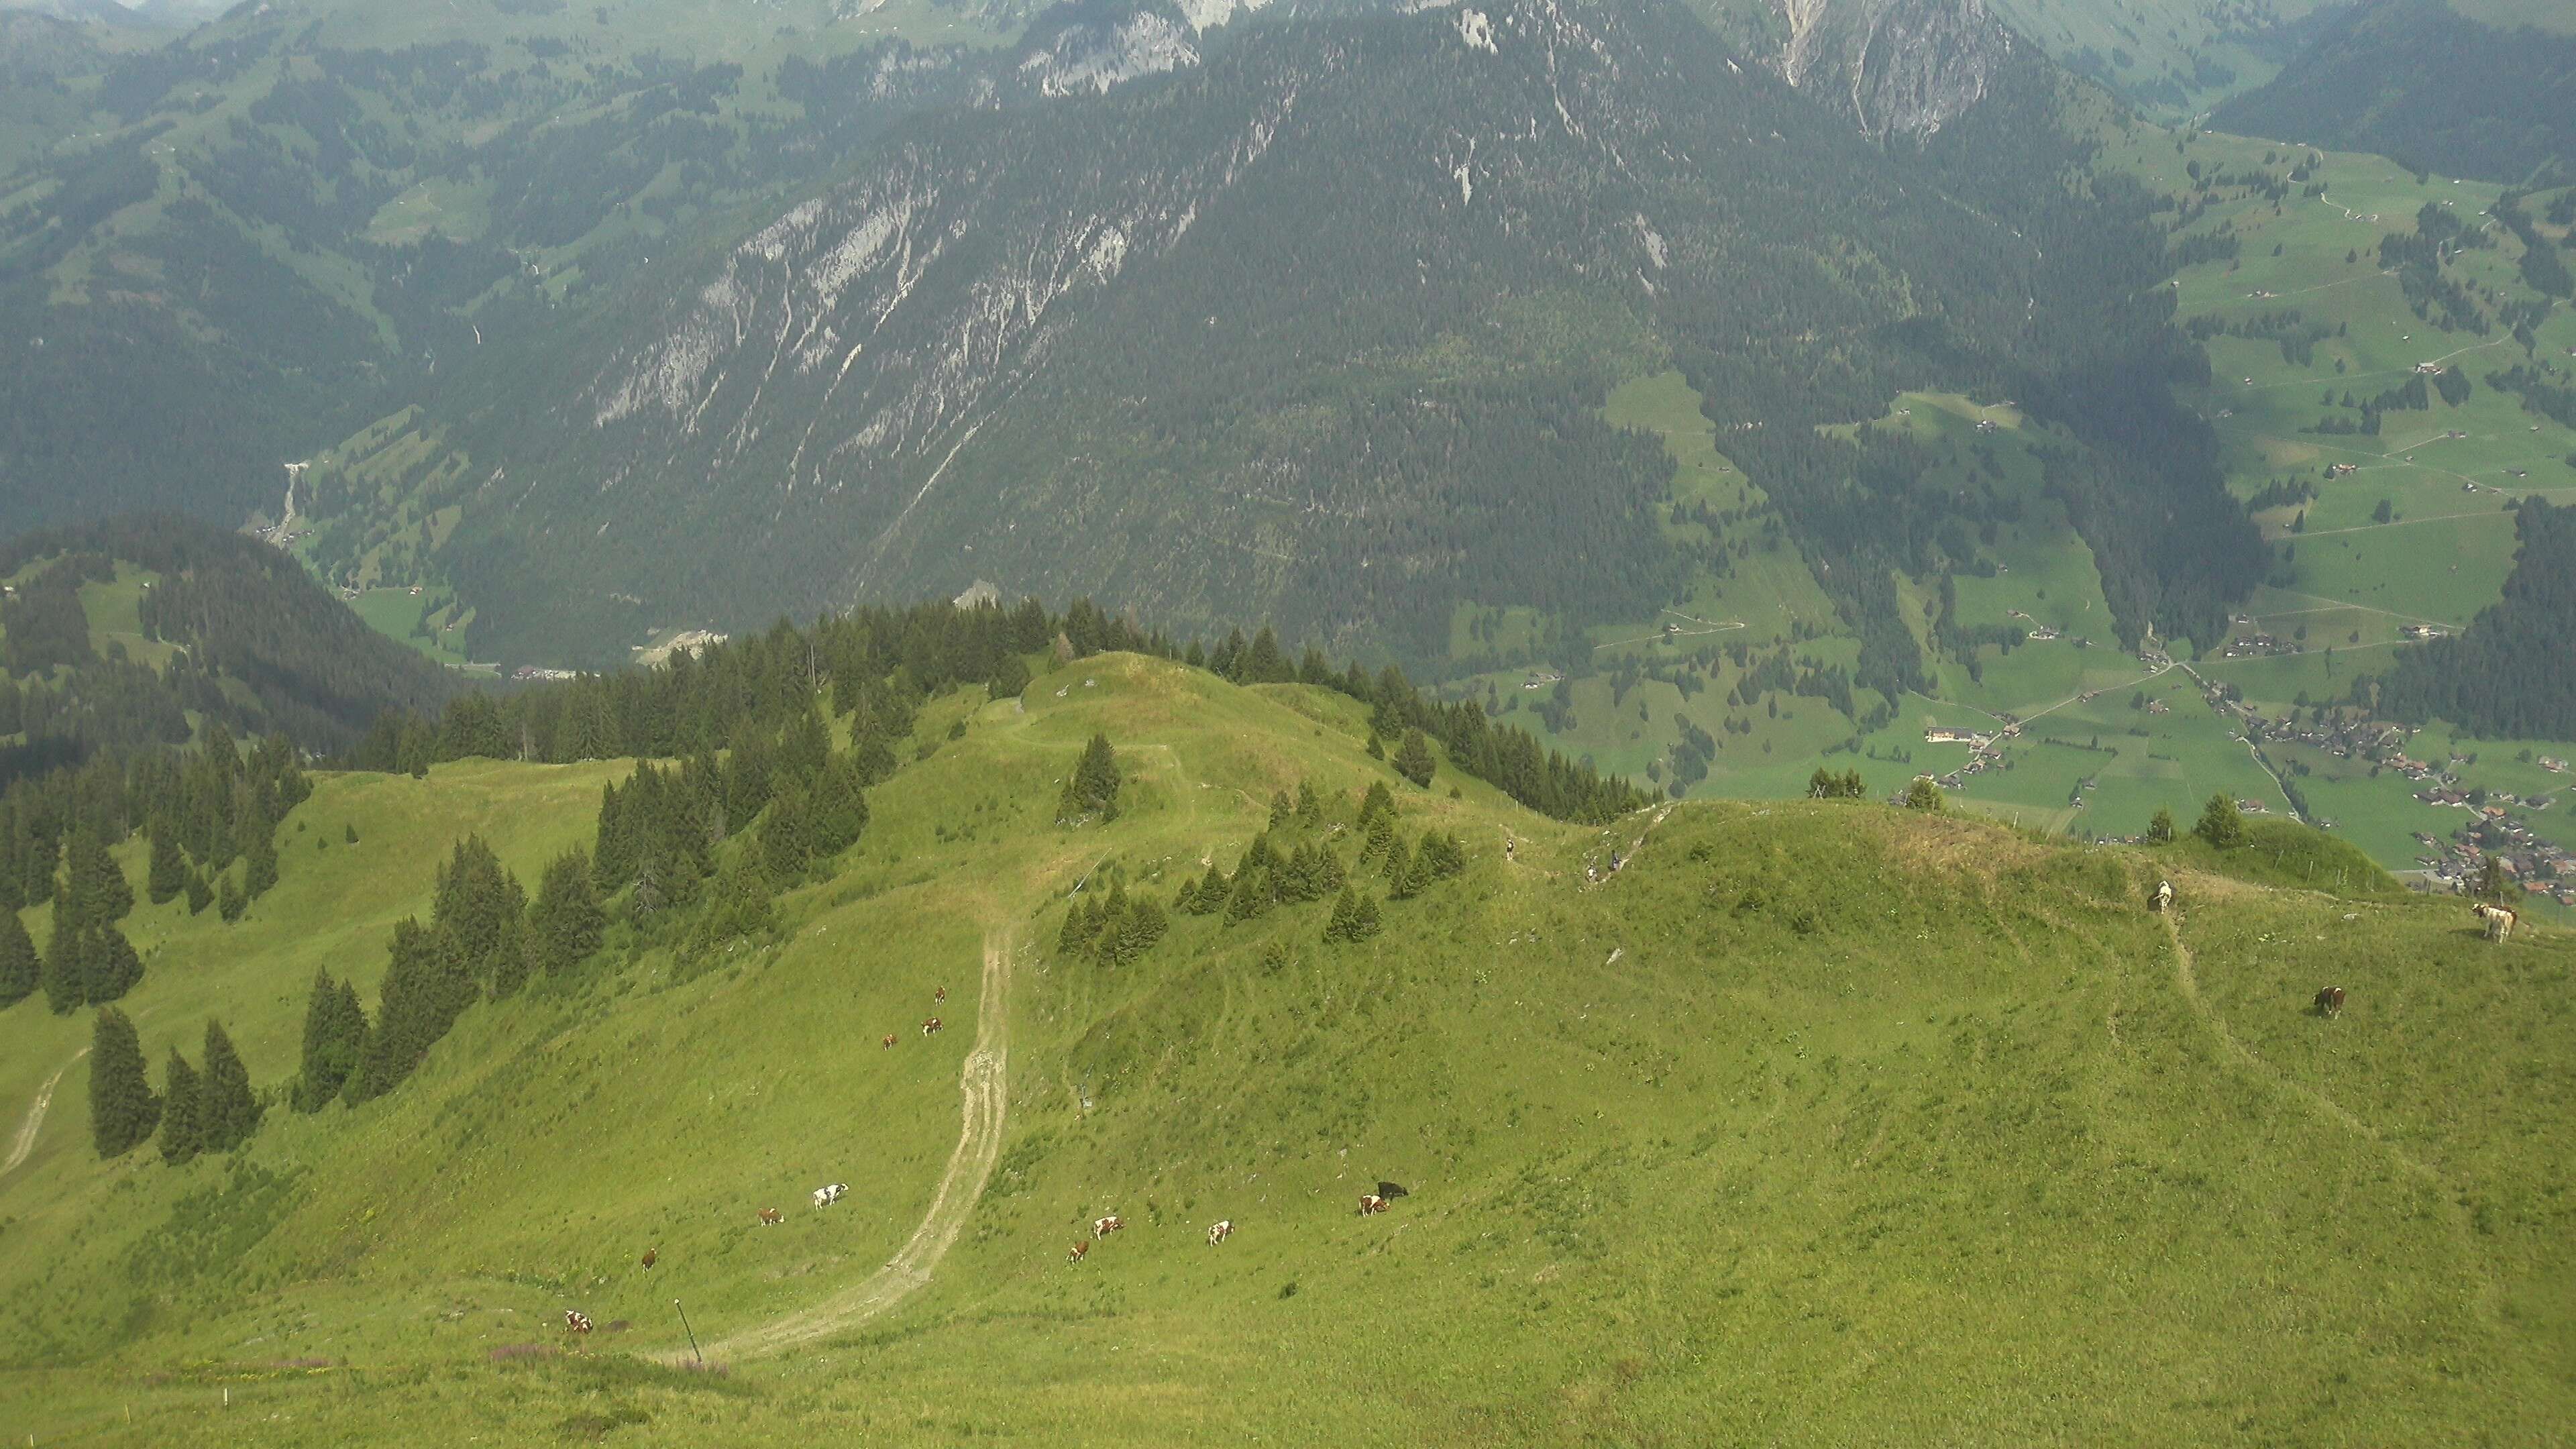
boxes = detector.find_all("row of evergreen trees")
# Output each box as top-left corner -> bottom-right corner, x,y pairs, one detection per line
0,721 -> 310,1018
345,597 -> 1646,826
284,835 -> 611,1114
87,1007 -> 261,1162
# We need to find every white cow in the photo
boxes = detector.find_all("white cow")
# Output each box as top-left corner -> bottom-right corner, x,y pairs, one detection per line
2473,902 -> 2518,943
1206,1220 -> 1234,1246
813,1182 -> 849,1208
2151,879 -> 2175,913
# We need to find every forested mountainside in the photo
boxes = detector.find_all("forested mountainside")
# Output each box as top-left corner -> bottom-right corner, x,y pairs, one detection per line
0,0 -> 1191,535
438,0 -> 2251,678
2373,498 -> 2576,741
2212,0 -> 2576,186
2,0 -> 2259,684
0,515 -> 460,777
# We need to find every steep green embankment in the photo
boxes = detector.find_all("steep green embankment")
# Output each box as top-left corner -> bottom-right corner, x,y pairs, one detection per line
1,653 -> 2568,1444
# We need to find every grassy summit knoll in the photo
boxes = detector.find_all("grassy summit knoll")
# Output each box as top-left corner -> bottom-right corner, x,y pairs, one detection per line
2,653 -> 2568,1444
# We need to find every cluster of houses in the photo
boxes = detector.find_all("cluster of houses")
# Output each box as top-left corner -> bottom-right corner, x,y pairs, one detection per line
2415,807 -> 2576,909
511,665 -> 580,682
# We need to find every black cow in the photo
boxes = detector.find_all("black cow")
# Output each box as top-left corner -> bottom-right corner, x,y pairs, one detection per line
2312,985 -> 2345,1017
1376,1181 -> 1409,1199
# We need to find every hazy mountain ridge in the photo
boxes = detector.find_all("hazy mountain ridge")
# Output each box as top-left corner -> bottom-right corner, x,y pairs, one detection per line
445,0 -> 2167,669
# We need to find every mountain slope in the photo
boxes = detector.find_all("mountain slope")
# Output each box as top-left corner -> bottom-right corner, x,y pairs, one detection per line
0,514 -> 464,771
0,647 -> 2567,1443
438,0 -> 2250,678
2212,0 -> 2576,185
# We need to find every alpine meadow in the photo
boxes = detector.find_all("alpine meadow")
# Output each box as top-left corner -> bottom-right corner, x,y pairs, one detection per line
1,0 -> 2571,1442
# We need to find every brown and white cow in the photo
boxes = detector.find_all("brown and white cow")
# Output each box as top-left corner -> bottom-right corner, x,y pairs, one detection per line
2313,985 -> 2345,1017
935,985 -> 947,1003
1067,1240 -> 1090,1263
1358,1194 -> 1389,1216
1207,1220 -> 1234,1246
2473,902 -> 2518,943
1092,1215 -> 1126,1238
757,1208 -> 784,1227
922,1016 -> 944,1036
882,1033 -> 898,1050
564,1311 -> 594,1336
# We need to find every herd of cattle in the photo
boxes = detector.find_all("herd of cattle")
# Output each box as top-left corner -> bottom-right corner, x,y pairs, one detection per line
558,882 -> 2542,1339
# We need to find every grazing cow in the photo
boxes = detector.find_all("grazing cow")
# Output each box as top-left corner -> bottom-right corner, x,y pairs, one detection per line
1358,1194 -> 1389,1215
1067,1240 -> 1090,1263
1207,1220 -> 1234,1245
1375,1181 -> 1409,1199
639,1248 -> 657,1270
1092,1215 -> 1126,1238
757,1208 -> 784,1227
881,1033 -> 897,1050
564,1311 -> 593,1336
814,1182 -> 849,1209
935,985 -> 947,1003
922,1016 -> 943,1036
2151,879 -> 2175,913
2313,985 -> 2345,1017
2473,902 -> 2518,943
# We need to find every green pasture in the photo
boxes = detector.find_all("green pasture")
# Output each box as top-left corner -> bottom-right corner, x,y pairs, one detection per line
7,653 -> 2572,1443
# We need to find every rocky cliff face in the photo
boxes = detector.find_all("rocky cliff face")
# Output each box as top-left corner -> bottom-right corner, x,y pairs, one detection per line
1752,0 -> 2010,140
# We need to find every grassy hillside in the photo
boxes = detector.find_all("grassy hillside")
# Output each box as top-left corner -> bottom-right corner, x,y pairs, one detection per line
1,651 -> 2567,1444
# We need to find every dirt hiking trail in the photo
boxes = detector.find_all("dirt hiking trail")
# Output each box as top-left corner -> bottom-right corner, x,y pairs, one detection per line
707,932 -> 1012,1358
2,1050 -> 85,1182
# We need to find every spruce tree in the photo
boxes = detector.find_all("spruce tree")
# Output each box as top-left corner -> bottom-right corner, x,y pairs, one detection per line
87,924 -> 143,1003
217,871 -> 247,922
1269,792 -> 1292,829
689,855 -> 777,955
1324,887 -> 1360,943
1224,866 -> 1269,924
159,1048 -> 202,1166
199,1020 -> 260,1152
1351,892 -> 1383,941
2147,808 -> 2176,844
292,969 -> 366,1112
1393,729 -> 1436,788
1059,734 -> 1122,822
1385,839 -> 1419,900
146,826 -> 187,906
2194,792 -> 2245,849
88,1007 -> 159,1158
761,783 -> 814,888
530,849 -> 606,977
66,821 -> 133,924
1120,897 -> 1167,959
808,755 -> 871,859
244,824 -> 280,900
1296,780 -> 1323,826
0,906 -> 36,1008
42,887 -> 87,1014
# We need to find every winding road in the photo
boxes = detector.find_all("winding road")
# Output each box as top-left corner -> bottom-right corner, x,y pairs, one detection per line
706,932 -> 1013,1358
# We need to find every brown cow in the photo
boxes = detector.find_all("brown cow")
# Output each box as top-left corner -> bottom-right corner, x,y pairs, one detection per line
1358,1194 -> 1389,1215
1067,1240 -> 1090,1263
882,1033 -> 898,1050
2313,985 -> 2345,1017
935,985 -> 947,1003
1092,1214 -> 1126,1238
639,1248 -> 657,1270
757,1208 -> 784,1227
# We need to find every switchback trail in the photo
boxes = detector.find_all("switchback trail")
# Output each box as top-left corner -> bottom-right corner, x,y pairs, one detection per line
1,1050 -> 84,1181
707,932 -> 1012,1358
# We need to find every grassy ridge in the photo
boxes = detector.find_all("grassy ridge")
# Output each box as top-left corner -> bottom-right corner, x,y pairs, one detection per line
1,653 -> 2568,1443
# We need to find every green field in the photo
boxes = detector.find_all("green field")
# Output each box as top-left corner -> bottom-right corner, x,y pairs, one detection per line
3,653 -> 2571,1444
